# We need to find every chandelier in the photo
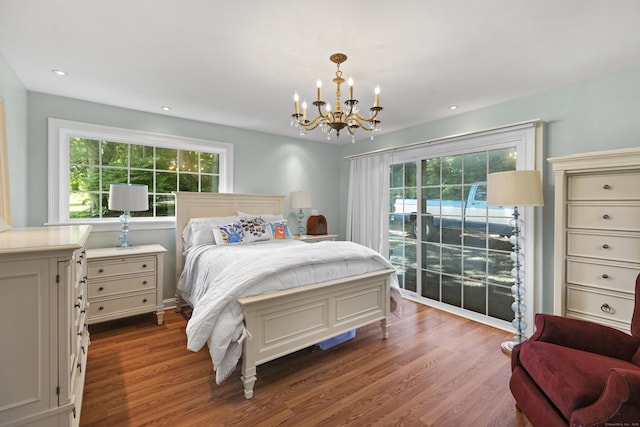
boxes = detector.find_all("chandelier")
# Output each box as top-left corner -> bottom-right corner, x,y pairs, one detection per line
291,53 -> 383,143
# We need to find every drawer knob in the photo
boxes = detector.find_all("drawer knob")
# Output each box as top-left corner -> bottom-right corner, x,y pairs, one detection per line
98,268 -> 104,273
98,286 -> 104,291
142,280 -> 148,285
602,244 -> 610,249
142,264 -> 148,268
99,306 -> 104,311
602,214 -> 610,220
600,303 -> 614,314
74,303 -> 81,308
142,298 -> 148,303
602,184 -> 611,190
602,274 -> 609,279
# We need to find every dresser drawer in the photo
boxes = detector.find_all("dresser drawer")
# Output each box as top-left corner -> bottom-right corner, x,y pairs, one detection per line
566,285 -> 634,327
88,255 -> 156,278
568,172 -> 640,201
567,231 -> 640,263
88,274 -> 156,298
567,203 -> 640,231
566,259 -> 638,294
89,292 -> 157,317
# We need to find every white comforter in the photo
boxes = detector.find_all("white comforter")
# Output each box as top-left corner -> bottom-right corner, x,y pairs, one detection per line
178,239 -> 400,384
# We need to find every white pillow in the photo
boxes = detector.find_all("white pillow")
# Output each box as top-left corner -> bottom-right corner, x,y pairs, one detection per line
183,215 -> 240,250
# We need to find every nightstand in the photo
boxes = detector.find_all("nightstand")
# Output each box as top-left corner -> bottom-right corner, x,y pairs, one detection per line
293,234 -> 338,243
86,244 -> 166,325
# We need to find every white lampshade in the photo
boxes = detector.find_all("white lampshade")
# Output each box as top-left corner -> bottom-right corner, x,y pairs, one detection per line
487,170 -> 544,207
108,184 -> 149,212
290,191 -> 312,209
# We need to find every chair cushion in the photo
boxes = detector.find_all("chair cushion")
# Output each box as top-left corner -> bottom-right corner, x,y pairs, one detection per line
519,341 -> 640,420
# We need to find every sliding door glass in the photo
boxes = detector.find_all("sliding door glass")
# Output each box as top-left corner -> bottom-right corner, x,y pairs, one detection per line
389,147 -> 518,323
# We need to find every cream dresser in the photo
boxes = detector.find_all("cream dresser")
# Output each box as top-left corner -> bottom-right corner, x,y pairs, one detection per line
86,244 -> 166,325
549,147 -> 640,332
0,225 -> 91,427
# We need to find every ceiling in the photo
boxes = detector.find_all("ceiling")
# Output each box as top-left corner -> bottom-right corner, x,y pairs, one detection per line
2,0 -> 640,143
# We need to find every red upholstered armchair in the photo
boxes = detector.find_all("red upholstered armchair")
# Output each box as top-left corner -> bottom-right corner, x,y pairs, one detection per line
510,273 -> 640,427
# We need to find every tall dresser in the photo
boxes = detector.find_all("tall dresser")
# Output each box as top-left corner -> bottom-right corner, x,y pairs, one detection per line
0,225 -> 91,427
549,148 -> 640,333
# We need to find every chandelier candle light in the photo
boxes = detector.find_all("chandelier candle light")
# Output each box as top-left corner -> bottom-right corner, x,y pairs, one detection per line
291,53 -> 383,143
108,183 -> 149,248
487,170 -> 544,355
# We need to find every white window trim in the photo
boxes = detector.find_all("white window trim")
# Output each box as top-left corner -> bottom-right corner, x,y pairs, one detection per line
47,118 -> 234,231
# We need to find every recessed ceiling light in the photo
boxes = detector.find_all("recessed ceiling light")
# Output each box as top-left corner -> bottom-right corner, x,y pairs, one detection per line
52,69 -> 68,76
161,106 -> 171,111
449,105 -> 458,110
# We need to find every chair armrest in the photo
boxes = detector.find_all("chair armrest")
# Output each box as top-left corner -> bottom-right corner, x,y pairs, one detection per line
528,314 -> 640,361
571,369 -> 640,426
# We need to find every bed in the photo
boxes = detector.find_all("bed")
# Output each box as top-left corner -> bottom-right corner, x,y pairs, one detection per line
174,192 -> 400,399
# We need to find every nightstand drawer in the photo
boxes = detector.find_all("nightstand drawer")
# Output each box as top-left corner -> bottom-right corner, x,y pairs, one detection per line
89,292 -> 157,317
88,255 -> 156,278
568,172 -> 640,201
88,274 -> 156,298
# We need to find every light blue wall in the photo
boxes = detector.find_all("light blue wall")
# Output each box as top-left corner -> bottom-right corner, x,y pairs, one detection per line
338,66 -> 640,313
0,53 -> 28,227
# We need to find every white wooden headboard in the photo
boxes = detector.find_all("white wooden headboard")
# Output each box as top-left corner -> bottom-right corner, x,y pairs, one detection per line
174,192 -> 286,282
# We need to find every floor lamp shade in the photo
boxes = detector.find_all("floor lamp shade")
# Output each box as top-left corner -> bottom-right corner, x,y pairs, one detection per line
487,170 -> 543,354
108,184 -> 148,247
487,170 -> 543,207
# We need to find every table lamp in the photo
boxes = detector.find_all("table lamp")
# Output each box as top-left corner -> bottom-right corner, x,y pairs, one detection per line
108,184 -> 149,247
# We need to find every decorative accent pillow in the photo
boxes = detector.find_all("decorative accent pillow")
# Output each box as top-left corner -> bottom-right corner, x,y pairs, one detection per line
239,216 -> 270,243
213,222 -> 244,245
183,215 -> 240,250
269,221 -> 291,240
237,211 -> 284,224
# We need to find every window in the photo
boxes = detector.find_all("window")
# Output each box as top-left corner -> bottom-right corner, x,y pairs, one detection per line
388,123 -> 541,333
48,119 -> 233,226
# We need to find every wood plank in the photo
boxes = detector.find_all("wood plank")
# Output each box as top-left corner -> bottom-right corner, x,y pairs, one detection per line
81,300 -> 531,426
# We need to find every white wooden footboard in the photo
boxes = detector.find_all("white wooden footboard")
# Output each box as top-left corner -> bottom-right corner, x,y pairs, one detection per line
238,268 -> 394,399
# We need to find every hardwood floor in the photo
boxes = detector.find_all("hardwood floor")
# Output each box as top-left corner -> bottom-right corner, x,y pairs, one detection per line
81,299 -> 531,426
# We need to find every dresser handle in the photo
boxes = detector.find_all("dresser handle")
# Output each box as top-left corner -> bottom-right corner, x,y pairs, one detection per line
602,244 -> 610,249
142,298 -> 148,303
142,280 -> 148,285
142,264 -> 147,268
75,303 -> 81,308
98,286 -> 104,291
98,268 -> 104,273
601,274 -> 609,279
77,362 -> 82,373
602,214 -> 610,220
99,306 -> 104,311
602,184 -> 611,190
601,303 -> 614,314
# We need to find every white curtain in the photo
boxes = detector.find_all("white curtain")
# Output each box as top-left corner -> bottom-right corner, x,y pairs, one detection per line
346,154 -> 390,254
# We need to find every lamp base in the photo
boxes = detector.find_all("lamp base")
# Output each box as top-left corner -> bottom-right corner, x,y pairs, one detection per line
501,341 -> 515,355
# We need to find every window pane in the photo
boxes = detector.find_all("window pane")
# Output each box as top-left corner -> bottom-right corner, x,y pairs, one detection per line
70,138 -> 100,165
442,275 -> 462,307
200,152 -> 220,174
156,147 -> 177,171
155,194 -> 175,217
463,152 -> 486,184
70,166 -> 100,192
489,147 -> 516,173
102,141 -> 128,167
441,155 -> 462,185
69,191 -> 98,218
156,171 -> 177,193
441,245 -> 462,276
422,158 -> 441,186
130,170 -> 153,188
179,150 -> 199,172
463,279 -> 486,314
390,164 -> 403,188
200,174 -> 219,192
102,168 -> 128,191
421,271 -> 440,300
130,145 -> 154,169
179,173 -> 198,192
488,284 -> 513,321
